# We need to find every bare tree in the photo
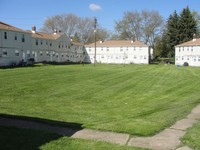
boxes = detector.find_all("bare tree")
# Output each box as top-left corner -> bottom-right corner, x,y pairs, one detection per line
115,10 -> 164,47
76,17 -> 94,43
115,11 -> 142,41
41,14 -> 110,44
41,14 -> 78,36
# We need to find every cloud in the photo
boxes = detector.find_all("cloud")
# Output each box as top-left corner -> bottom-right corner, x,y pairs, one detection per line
89,3 -> 102,11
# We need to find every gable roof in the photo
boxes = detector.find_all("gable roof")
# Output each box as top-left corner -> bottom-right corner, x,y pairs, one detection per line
176,38 -> 200,47
0,21 -> 29,33
85,40 -> 148,47
28,31 -> 61,40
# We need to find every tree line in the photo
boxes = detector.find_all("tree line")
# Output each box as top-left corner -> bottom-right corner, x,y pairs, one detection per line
41,6 -> 200,59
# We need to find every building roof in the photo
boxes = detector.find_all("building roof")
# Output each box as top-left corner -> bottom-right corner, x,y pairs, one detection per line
72,41 -> 84,46
0,21 -> 29,33
85,40 -> 148,47
28,31 -> 61,40
176,38 -> 200,47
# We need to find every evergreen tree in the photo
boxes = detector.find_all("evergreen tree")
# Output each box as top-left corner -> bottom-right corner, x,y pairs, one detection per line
161,11 -> 180,57
72,32 -> 80,43
159,7 -> 198,58
167,11 -> 180,48
178,6 -> 197,43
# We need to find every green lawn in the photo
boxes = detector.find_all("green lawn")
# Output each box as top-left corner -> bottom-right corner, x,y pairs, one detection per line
0,126 -> 144,150
181,120 -> 200,150
0,64 -> 200,136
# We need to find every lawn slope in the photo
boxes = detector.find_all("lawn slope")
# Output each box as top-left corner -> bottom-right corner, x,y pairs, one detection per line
0,64 -> 200,135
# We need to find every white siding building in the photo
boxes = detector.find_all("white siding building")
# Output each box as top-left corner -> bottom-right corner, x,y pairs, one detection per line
85,40 -> 149,64
0,21 -> 31,66
0,21 -> 85,66
175,38 -> 200,66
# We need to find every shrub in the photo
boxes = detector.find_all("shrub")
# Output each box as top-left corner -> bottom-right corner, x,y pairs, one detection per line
183,62 -> 189,66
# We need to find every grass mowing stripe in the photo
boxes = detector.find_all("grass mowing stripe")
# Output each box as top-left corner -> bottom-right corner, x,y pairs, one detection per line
0,64 -> 200,136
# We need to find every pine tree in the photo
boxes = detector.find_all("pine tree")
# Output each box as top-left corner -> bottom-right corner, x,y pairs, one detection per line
178,6 -> 197,43
166,11 -> 180,57
160,11 -> 179,57
72,32 -> 80,43
159,7 -> 198,58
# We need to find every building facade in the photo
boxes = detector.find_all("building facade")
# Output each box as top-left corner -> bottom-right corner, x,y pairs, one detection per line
85,40 -> 149,64
0,22 -> 31,66
0,21 -> 85,66
0,21 -> 150,66
175,38 -> 200,66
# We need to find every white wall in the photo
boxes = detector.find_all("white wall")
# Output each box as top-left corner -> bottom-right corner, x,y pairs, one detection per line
175,46 -> 200,66
85,46 -> 149,64
0,29 -> 31,66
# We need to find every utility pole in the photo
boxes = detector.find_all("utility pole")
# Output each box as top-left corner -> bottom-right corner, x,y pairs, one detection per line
94,17 -> 97,67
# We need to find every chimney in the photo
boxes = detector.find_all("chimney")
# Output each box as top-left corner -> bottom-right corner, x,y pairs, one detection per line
193,34 -> 197,41
99,40 -> 103,44
131,37 -> 135,43
54,29 -> 57,35
32,25 -> 36,33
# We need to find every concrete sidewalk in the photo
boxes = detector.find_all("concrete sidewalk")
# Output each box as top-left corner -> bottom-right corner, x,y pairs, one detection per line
1,104 -> 200,150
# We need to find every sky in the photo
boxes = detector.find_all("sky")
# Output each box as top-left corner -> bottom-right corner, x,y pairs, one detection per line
0,0 -> 200,32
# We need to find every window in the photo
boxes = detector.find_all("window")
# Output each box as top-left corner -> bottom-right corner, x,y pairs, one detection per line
14,33 -> 17,40
41,40 -> 43,45
36,39 -> 38,45
50,42 -> 52,47
198,57 -> 200,61
3,49 -> 7,56
179,47 -> 181,52
4,32 -> 7,39
107,47 -> 109,51
134,55 -> 137,59
144,56 -> 146,59
46,40 -> 48,45
191,47 -> 193,52
40,51 -> 43,56
27,51 -> 30,57
126,47 -> 129,51
22,34 -> 25,42
15,50 -> 19,56
32,51 -> 35,57
101,47 -> 103,51
120,47 -> 123,51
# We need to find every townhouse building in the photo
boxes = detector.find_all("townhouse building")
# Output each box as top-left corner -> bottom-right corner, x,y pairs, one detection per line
85,40 -> 150,64
0,21 -> 149,66
175,38 -> 200,66
0,21 -> 31,66
0,21 -> 86,66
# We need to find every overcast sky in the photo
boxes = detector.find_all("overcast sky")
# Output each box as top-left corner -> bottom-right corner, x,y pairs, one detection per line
1,0 -> 200,32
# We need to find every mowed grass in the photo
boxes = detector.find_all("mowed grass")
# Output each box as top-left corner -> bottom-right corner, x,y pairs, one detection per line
181,120 -> 200,150
0,64 -> 200,136
0,126 -> 143,150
